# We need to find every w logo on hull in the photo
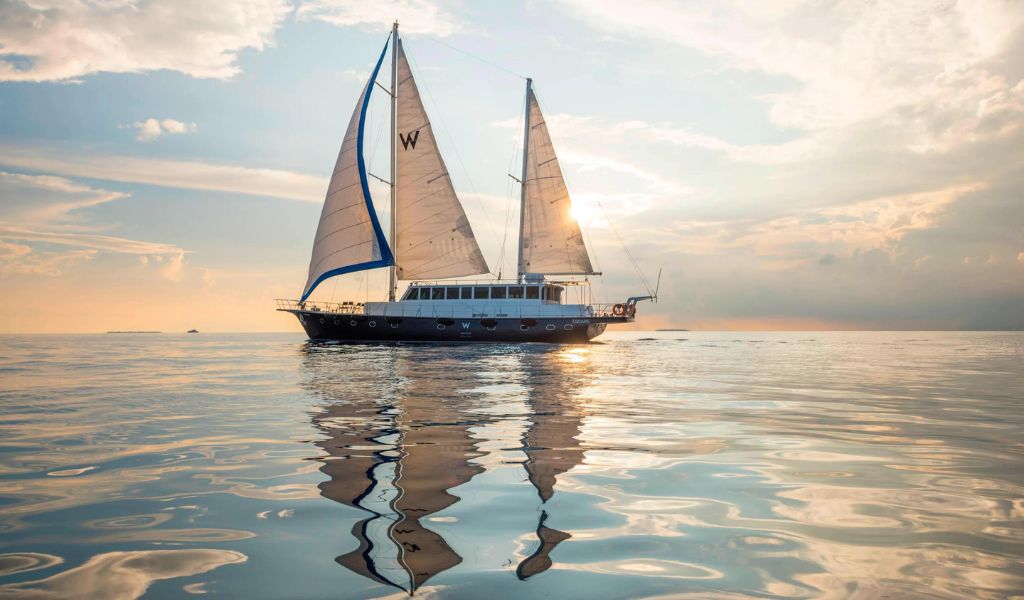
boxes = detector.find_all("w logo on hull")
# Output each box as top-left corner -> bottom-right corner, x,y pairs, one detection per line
399,130 -> 420,150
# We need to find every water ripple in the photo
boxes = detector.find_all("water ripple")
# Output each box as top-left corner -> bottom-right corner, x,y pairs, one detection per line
0,332 -> 1022,598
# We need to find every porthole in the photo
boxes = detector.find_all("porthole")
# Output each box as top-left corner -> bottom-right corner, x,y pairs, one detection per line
368,321 -> 377,328
349,320 -> 357,327
563,324 -> 573,330
390,323 -> 400,329
334,319 -> 339,325
437,324 -> 446,330
520,325 -> 529,331
319,318 -> 325,324
545,324 -> 556,331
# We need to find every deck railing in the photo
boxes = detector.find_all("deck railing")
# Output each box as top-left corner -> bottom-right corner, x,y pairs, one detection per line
275,299 -> 366,314
588,303 -> 634,318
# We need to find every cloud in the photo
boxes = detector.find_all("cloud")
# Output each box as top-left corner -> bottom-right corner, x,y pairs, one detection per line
0,145 -> 326,202
553,0 -> 1024,151
125,118 -> 198,142
297,0 -> 463,36
735,183 -> 989,263
0,0 -> 290,82
0,170 -> 187,280
0,171 -> 129,224
662,183 -> 989,267
0,226 -> 187,281
0,226 -> 184,255
0,241 -> 96,277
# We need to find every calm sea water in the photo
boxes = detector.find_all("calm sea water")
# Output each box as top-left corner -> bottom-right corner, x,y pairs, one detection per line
0,332 -> 1022,599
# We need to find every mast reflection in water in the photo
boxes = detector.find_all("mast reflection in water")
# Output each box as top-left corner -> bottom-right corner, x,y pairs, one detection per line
302,344 -> 589,594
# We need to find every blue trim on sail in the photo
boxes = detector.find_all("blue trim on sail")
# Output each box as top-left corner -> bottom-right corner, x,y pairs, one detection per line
301,35 -> 394,303
359,35 -> 395,268
301,259 -> 392,303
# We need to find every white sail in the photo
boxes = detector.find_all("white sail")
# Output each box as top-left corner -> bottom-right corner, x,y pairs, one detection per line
521,89 -> 595,275
302,42 -> 393,301
394,40 -> 488,280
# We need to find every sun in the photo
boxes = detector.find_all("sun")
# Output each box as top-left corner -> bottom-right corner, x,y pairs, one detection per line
570,200 -> 605,228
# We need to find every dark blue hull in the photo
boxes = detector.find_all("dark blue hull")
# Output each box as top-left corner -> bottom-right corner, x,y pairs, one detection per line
284,310 -> 624,343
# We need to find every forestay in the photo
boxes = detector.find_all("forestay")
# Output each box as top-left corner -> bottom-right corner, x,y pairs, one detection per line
521,89 -> 595,275
394,40 -> 489,280
301,40 -> 393,302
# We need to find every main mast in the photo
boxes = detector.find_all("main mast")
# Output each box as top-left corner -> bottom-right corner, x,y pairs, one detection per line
388,21 -> 399,301
516,77 -> 532,282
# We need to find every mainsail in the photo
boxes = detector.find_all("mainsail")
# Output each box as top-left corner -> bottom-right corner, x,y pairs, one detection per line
301,40 -> 393,302
393,40 -> 488,280
520,86 -> 595,276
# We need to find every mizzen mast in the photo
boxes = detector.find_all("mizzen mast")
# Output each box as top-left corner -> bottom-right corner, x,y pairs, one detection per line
516,77 -> 532,283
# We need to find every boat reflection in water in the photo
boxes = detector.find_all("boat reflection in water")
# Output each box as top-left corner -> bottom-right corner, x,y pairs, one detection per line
303,344 -> 589,594
516,350 -> 586,581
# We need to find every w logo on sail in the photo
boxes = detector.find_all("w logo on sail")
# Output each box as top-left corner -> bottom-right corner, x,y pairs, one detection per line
399,130 -> 420,150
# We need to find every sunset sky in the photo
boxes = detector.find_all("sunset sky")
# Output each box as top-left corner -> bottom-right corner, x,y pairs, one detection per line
1,0 -> 1022,332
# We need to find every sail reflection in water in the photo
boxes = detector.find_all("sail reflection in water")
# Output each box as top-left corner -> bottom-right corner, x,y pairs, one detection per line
302,344 -> 590,593
517,350 -> 586,581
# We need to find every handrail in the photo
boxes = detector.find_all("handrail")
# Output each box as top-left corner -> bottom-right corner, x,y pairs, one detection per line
275,299 -> 366,314
402,279 -> 586,287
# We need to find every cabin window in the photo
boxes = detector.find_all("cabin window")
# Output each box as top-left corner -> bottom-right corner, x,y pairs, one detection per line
508,286 -> 524,299
405,288 -> 420,300
446,287 -> 460,300
526,286 -> 539,300
431,287 -> 445,300
542,287 -> 550,301
474,286 -> 489,299
461,287 -> 473,300
551,287 -> 562,303
491,286 -> 506,299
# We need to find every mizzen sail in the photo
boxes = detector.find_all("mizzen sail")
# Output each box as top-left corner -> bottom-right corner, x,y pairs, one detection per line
521,88 -> 595,276
301,39 -> 393,302
393,40 -> 488,280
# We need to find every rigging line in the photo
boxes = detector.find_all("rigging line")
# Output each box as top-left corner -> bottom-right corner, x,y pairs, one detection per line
420,34 -> 526,80
500,91 -> 526,279
598,201 -> 654,295
329,272 -> 340,304
367,87 -> 389,195
405,49 -> 502,257
497,114 -> 522,280
582,225 -> 608,304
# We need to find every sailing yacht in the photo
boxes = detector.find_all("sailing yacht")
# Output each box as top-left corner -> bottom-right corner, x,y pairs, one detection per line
277,23 -> 653,343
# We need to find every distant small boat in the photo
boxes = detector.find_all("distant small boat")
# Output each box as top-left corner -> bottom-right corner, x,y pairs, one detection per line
186,329 -> 199,334
656,328 -> 689,332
